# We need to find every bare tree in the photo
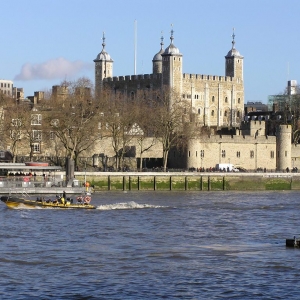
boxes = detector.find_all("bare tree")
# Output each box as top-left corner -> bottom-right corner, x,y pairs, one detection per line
2,100 -> 31,162
133,90 -> 159,171
44,78 -> 100,167
151,88 -> 192,171
99,90 -> 138,170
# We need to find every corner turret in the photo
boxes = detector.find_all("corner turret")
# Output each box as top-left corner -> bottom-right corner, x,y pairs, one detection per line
94,32 -> 114,96
152,33 -> 164,74
161,25 -> 183,94
225,28 -> 243,81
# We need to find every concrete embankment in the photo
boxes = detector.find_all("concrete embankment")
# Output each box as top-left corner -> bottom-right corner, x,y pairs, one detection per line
74,171 -> 300,191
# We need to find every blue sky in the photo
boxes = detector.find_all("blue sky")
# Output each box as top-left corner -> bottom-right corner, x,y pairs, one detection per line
1,0 -> 300,103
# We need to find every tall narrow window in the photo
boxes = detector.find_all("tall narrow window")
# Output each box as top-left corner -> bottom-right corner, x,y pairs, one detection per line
31,114 -> 42,125
32,130 -> 42,141
32,143 -> 41,153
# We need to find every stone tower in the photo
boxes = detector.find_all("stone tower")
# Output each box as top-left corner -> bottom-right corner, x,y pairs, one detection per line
152,33 -> 164,74
161,27 -> 183,96
225,29 -> 243,81
94,32 -> 113,97
276,124 -> 292,171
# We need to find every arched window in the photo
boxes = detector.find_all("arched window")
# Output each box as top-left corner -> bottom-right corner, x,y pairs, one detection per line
198,108 -> 201,114
211,110 -> 214,117
212,96 -> 215,102
237,111 -> 240,118
238,98 -> 241,104
224,111 -> 227,117
225,97 -> 228,103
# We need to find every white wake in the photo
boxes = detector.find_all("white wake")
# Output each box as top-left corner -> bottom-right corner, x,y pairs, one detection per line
96,201 -> 165,210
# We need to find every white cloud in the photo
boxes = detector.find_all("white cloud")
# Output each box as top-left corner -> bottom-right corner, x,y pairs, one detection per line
14,57 -> 92,81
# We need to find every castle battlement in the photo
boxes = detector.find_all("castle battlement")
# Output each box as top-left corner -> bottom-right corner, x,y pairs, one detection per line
182,73 -> 235,82
103,73 -> 162,83
198,134 -> 276,144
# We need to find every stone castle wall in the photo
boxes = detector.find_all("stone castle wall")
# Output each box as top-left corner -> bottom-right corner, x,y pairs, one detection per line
168,134 -> 277,171
182,73 -> 244,127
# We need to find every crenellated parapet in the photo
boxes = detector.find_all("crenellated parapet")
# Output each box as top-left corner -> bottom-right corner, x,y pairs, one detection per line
182,73 -> 236,83
103,73 -> 162,83
195,134 -> 275,144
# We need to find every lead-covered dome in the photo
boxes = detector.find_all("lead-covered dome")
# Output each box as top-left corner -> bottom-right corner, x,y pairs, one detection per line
95,49 -> 113,61
153,35 -> 164,61
162,28 -> 181,55
225,29 -> 243,58
164,43 -> 180,55
226,47 -> 242,58
94,33 -> 113,62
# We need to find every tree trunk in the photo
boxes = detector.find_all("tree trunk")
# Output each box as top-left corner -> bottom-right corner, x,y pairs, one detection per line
139,154 -> 143,171
163,150 -> 169,172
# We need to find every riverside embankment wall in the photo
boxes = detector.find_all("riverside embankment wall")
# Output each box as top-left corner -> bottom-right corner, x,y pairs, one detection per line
73,172 -> 300,191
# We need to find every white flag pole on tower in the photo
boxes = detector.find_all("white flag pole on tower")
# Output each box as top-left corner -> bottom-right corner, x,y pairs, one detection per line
134,20 -> 137,75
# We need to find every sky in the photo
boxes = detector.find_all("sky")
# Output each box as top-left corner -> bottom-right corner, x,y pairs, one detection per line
1,0 -> 300,103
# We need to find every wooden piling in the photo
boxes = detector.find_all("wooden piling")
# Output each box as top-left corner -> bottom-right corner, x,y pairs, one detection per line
108,175 -> 111,191
123,176 -> 126,191
129,176 -> 132,191
137,176 -> 140,190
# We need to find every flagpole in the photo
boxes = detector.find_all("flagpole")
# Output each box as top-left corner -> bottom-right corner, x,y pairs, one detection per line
134,19 -> 137,75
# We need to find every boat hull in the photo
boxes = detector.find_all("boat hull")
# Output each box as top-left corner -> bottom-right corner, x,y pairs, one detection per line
0,196 -> 96,209
286,238 -> 300,247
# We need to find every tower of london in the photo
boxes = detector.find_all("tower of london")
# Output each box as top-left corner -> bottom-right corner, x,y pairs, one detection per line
94,29 -> 244,129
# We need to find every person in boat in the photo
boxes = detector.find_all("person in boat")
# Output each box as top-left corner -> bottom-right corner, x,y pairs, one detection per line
63,191 -> 66,199
77,196 -> 83,204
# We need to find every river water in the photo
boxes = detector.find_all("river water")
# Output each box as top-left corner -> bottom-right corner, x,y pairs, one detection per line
1,190 -> 300,299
